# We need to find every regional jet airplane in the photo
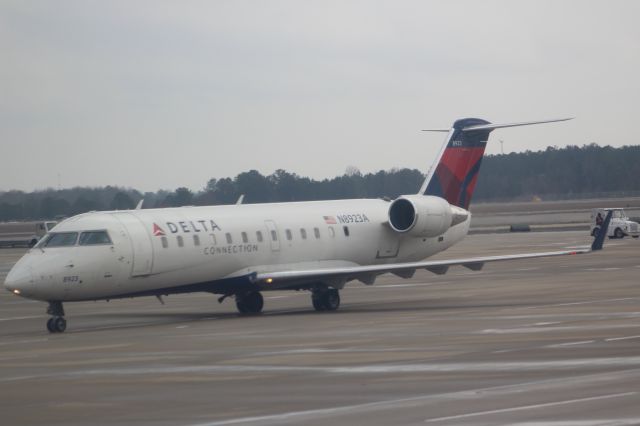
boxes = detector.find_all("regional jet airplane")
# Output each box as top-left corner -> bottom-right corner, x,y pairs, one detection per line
4,117 -> 610,333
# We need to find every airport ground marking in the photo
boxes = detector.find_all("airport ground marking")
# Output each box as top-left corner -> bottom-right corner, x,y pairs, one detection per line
423,392 -> 637,423
606,335 -> 640,342
183,372 -> 640,426
0,315 -> 42,322
546,340 -> 595,348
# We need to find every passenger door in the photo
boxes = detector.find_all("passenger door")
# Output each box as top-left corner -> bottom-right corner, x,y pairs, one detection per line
113,213 -> 154,276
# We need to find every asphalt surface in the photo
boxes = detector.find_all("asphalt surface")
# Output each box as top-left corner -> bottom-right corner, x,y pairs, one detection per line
1,231 -> 639,426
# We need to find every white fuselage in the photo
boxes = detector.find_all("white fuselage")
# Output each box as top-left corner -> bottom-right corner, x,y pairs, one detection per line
5,198 -> 470,302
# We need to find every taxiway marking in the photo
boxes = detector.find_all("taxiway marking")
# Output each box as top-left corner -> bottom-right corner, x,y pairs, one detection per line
424,392 -> 637,423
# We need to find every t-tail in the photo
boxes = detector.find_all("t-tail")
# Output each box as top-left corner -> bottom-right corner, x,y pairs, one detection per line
418,117 -> 572,210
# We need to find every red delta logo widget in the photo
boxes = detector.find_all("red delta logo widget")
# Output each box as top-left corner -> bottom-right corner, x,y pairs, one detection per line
152,223 -> 166,236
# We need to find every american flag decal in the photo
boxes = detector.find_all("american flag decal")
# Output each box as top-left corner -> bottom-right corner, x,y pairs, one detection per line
323,215 -> 337,224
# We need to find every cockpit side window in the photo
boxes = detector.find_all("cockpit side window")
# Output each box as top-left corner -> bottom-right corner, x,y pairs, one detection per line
79,231 -> 112,245
44,232 -> 78,247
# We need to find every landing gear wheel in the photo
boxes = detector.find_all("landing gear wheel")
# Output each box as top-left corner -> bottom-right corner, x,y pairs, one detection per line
46,301 -> 66,333
312,288 -> 340,312
614,228 -> 625,239
592,227 -> 600,238
312,294 -> 326,311
47,316 -> 66,333
235,291 -> 264,314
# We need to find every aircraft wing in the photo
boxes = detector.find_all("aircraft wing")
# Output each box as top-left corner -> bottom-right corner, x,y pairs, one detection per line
255,246 -> 591,289
256,211 -> 612,289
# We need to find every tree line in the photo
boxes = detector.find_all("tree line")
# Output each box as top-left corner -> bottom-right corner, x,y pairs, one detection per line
1,144 -> 639,221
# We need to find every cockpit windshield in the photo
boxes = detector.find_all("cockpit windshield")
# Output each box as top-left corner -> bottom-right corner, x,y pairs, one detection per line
36,230 -> 112,248
42,232 -> 78,247
79,231 -> 112,245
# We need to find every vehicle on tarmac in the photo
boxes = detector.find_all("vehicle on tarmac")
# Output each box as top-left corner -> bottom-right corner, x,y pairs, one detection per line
590,208 -> 639,239
0,221 -> 58,248
6,117 -> 609,334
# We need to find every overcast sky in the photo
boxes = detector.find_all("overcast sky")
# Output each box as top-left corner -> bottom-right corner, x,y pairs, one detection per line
2,1 -> 639,192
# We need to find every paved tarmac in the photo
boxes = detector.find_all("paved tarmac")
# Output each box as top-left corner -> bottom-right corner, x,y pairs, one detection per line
1,231 -> 639,426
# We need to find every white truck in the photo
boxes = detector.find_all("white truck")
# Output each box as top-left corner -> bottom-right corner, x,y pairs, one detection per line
0,221 -> 58,248
590,208 -> 639,239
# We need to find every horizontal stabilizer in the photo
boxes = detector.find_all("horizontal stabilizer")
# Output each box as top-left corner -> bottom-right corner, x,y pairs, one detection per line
461,118 -> 573,132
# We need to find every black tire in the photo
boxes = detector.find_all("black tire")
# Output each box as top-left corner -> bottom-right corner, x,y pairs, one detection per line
312,294 -> 326,311
592,227 -> 599,238
313,289 -> 340,311
323,289 -> 340,311
46,318 -> 55,333
236,291 -> 263,314
29,239 -> 38,248
236,300 -> 248,314
48,316 -> 66,333
614,228 -> 625,239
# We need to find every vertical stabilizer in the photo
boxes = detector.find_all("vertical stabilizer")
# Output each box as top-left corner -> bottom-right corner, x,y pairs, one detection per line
420,118 -> 491,210
419,117 -> 571,209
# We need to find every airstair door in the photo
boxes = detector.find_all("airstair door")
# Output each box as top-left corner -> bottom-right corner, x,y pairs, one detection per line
114,213 -> 154,276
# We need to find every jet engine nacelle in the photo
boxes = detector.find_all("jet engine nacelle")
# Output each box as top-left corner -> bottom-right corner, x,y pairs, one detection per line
388,195 -> 454,238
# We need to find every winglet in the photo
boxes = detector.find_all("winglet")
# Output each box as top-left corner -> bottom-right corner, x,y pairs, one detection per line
591,210 -> 613,251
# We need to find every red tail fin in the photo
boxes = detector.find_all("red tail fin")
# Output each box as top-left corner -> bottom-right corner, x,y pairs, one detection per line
421,118 -> 490,209
420,117 -> 572,209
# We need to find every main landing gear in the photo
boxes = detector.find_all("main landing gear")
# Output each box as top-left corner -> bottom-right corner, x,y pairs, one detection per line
235,291 -> 264,314
311,288 -> 340,312
228,288 -> 341,314
46,301 -> 66,333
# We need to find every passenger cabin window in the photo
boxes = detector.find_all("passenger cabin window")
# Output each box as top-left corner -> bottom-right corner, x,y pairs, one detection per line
44,232 -> 78,247
225,233 -> 233,244
256,231 -> 263,242
285,229 -> 292,241
314,227 -> 320,239
241,232 -> 248,243
300,228 -> 307,239
79,231 -> 112,245
328,227 -> 335,237
161,236 -> 169,248
177,235 -> 184,247
193,235 -> 200,246
343,226 -> 350,237
210,234 -> 217,245
270,230 -> 278,241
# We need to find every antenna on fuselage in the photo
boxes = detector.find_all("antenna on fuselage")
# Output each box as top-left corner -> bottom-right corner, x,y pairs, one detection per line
236,194 -> 245,205
135,199 -> 144,210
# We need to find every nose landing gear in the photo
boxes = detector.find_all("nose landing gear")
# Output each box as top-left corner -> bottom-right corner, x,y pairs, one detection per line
46,301 -> 67,333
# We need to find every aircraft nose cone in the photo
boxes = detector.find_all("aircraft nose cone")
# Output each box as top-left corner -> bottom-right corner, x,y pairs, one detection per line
4,262 -> 33,297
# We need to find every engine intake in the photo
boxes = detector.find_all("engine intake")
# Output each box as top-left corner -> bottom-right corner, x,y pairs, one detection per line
388,195 -> 460,237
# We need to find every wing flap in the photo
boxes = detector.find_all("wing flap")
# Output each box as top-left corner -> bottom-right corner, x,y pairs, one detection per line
256,247 -> 591,288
